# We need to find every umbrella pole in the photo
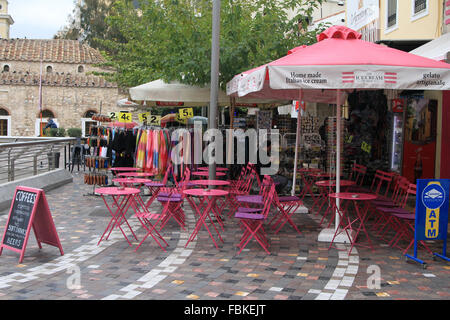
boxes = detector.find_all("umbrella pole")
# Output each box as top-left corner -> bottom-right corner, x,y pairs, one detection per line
335,89 -> 341,231
208,0 -> 221,181
291,90 -> 303,196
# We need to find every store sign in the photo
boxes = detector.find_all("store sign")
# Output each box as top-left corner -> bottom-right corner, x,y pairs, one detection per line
415,180 -> 449,241
179,108 -> 194,119
406,179 -> 450,265
0,187 -> 64,263
119,112 -> 132,123
156,101 -> 184,107
392,99 -> 404,113
347,0 -> 379,31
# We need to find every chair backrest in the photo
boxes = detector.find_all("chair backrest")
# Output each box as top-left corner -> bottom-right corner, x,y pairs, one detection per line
398,182 -> 416,208
162,162 -> 173,185
173,166 -> 191,191
261,184 -> 276,219
239,168 -> 257,194
350,163 -> 367,186
370,170 -> 395,196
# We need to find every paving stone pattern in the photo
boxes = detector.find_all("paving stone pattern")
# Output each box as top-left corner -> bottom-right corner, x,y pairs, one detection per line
0,172 -> 448,300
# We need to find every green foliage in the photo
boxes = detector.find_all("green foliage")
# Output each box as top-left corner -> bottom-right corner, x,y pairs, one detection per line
56,128 -> 66,137
67,128 -> 82,138
96,0 -> 326,90
44,128 -> 59,137
55,0 -> 132,53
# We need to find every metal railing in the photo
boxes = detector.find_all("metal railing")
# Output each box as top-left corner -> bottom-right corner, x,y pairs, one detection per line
0,136 -> 76,183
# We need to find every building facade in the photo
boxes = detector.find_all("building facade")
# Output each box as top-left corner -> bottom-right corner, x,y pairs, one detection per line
0,3 -> 126,137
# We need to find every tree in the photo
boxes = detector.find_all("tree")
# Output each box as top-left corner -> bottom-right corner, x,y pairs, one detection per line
55,0 -> 134,53
94,0 -> 327,89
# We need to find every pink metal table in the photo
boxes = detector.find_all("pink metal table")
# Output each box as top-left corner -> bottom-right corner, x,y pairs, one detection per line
110,167 -> 141,175
183,188 -> 229,249
118,172 -> 155,178
315,180 -> 356,225
191,180 -> 231,212
192,171 -> 227,178
95,187 -> 141,246
328,192 -> 378,254
197,167 -> 229,172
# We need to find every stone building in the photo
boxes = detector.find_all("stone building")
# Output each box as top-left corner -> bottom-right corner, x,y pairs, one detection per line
0,1 -> 125,137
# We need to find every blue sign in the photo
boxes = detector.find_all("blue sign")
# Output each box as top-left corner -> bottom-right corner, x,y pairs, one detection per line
415,179 -> 449,241
406,179 -> 450,266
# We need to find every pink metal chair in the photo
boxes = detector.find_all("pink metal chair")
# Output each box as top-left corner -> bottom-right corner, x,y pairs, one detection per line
234,184 -> 276,255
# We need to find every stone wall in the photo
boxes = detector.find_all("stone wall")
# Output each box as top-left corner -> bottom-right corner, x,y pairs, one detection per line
0,61 -> 108,75
0,84 -> 127,136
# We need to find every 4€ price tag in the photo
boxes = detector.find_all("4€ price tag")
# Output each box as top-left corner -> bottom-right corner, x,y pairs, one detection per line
119,112 -> 132,123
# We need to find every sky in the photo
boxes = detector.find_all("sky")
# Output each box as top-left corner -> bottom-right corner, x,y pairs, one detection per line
9,0 -> 76,39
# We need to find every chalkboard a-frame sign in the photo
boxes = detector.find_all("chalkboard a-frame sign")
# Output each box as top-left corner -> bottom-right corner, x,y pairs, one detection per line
0,186 -> 64,263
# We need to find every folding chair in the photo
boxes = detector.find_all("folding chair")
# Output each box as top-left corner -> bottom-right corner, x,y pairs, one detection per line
145,162 -> 173,209
234,184 -> 276,254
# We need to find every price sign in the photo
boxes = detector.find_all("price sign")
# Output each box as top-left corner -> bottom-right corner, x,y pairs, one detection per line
138,112 -> 150,123
361,141 -> 372,154
176,113 -> 187,124
119,112 -> 132,123
179,108 -> 194,119
109,112 -> 118,120
148,115 -> 161,126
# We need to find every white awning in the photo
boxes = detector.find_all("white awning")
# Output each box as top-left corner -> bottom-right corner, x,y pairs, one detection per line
410,33 -> 450,62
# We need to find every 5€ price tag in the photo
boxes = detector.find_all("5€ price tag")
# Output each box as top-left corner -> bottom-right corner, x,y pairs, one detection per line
119,112 -> 132,123
138,112 -> 150,123
179,108 -> 194,119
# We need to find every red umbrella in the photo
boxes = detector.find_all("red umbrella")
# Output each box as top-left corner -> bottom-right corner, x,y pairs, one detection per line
227,25 -> 450,236
108,121 -> 138,129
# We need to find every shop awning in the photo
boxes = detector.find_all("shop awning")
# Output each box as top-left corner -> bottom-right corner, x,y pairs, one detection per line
129,79 -> 285,107
410,33 -> 450,62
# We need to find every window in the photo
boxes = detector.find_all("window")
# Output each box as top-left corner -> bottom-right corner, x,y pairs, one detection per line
2,65 -> 9,72
411,0 -> 428,21
41,109 -> 55,118
46,65 -> 53,73
413,0 -> 426,15
78,65 -> 84,73
0,108 -> 10,136
84,110 -> 96,118
386,0 -> 398,31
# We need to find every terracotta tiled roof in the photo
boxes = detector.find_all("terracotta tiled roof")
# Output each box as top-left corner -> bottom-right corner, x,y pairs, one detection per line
0,71 -> 117,88
0,39 -> 105,64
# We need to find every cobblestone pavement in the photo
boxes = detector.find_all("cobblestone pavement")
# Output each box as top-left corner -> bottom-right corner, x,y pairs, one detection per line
0,172 -> 448,300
